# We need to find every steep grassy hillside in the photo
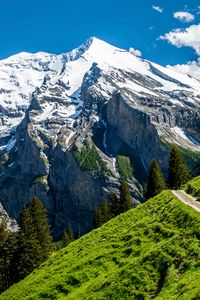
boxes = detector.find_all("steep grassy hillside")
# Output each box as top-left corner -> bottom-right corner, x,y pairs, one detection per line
185,176 -> 200,200
2,191 -> 200,300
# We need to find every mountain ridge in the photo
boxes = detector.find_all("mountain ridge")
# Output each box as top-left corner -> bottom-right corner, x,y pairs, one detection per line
0,37 -> 200,237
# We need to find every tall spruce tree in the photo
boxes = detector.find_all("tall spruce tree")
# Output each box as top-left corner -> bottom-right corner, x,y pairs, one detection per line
30,197 -> 53,260
100,199 -> 110,224
94,207 -> 102,228
67,225 -> 74,242
109,192 -> 120,218
94,199 -> 110,228
146,160 -> 165,200
62,231 -> 70,247
119,180 -> 132,213
0,222 -> 18,293
16,197 -> 53,281
16,207 -> 41,281
168,145 -> 189,189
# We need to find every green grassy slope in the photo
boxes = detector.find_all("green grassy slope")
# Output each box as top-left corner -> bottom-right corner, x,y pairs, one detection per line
2,190 -> 200,300
184,176 -> 200,200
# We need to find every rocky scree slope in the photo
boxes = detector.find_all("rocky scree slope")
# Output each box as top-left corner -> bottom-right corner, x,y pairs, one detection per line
0,37 -> 200,237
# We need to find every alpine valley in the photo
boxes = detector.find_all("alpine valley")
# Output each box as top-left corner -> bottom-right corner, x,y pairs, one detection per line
0,37 -> 200,238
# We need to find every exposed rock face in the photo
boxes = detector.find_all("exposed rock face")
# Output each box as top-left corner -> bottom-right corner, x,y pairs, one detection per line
106,93 -> 168,171
0,37 -> 200,238
0,203 -> 18,232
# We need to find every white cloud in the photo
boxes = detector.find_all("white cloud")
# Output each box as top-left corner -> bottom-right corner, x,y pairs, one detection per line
160,23 -> 200,55
152,5 -> 163,13
167,60 -> 200,81
129,47 -> 142,57
173,11 -> 195,23
149,26 -> 155,31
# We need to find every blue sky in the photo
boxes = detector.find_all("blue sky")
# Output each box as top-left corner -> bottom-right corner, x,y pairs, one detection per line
0,0 -> 200,66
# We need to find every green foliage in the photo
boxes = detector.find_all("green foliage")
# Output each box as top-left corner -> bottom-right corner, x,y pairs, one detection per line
184,176 -> 200,201
119,180 -> 132,213
168,144 -> 189,189
30,197 -> 53,259
4,191 -> 200,299
146,160 -> 165,200
0,222 -> 17,293
32,176 -> 48,187
74,145 -> 110,174
116,156 -> 133,180
94,181 -> 132,229
0,198 -> 53,294
62,226 -> 74,247
16,198 -> 53,282
109,192 -> 120,218
94,199 -> 110,228
180,147 -> 200,175
94,207 -> 102,228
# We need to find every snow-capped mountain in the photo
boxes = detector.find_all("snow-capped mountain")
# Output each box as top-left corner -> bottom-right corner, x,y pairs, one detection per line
1,37 -> 200,147
0,37 -> 200,237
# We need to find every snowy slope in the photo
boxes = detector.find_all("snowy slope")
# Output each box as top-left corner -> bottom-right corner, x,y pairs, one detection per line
0,37 -> 200,150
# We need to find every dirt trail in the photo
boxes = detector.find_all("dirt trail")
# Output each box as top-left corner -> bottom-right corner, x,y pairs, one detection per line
172,190 -> 200,213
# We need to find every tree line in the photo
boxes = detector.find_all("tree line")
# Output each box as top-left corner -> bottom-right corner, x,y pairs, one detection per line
94,180 -> 132,228
146,144 -> 189,199
94,144 -> 190,228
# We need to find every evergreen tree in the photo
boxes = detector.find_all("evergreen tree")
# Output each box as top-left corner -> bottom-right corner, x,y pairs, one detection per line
94,207 -> 102,228
16,207 -> 41,280
100,199 -> 110,224
94,199 -> 110,228
16,198 -> 53,281
146,160 -> 165,200
119,180 -> 132,213
62,231 -> 70,247
62,225 -> 74,247
0,221 -> 10,292
30,197 -> 53,260
67,225 -> 74,242
109,192 -> 120,218
168,145 -> 189,189
6,232 -> 18,288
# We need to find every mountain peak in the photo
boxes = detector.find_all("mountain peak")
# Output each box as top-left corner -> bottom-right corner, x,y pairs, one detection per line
65,36 -> 116,62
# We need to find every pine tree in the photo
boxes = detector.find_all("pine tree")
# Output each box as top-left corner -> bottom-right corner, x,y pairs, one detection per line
16,198 -> 53,281
0,221 -> 10,292
109,192 -> 120,218
94,207 -> 102,228
0,225 -> 17,292
67,225 -> 74,242
62,225 -> 74,247
100,199 -> 110,224
119,180 -> 132,213
62,231 -> 70,247
168,145 -> 189,189
30,197 -> 53,260
146,160 -> 165,200
16,206 -> 41,280
94,199 -> 111,228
